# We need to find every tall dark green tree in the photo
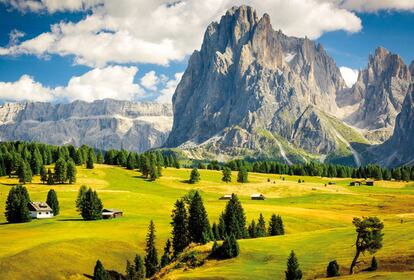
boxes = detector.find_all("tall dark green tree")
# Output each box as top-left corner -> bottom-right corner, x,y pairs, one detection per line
79,188 -> 103,220
54,158 -> 67,184
248,220 -> 257,238
86,149 -> 95,169
326,260 -> 340,277
96,150 -> 104,164
370,256 -> 378,271
188,191 -> 211,244
46,189 -> 60,216
93,260 -> 110,280
126,153 -> 136,170
17,160 -> 32,184
269,214 -> 284,236
256,213 -> 267,237
350,217 -> 384,274
171,199 -> 190,256
66,159 -> 77,184
237,167 -> 248,183
160,239 -> 172,268
76,185 -> 88,212
222,167 -> 232,183
189,168 -> 200,184
145,220 -> 159,278
221,194 -> 246,239
40,165 -> 47,184
219,234 -> 239,259
5,185 -> 31,223
285,251 -> 302,280
47,168 -> 54,185
134,254 -> 145,280
30,147 -> 43,175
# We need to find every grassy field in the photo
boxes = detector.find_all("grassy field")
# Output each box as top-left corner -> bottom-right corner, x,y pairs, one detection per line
1,165 -> 414,279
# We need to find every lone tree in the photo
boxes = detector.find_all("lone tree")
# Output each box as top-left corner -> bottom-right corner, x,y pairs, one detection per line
350,217 -> 384,274
78,187 -> 103,220
188,191 -> 211,244
268,214 -> 284,236
5,185 -> 31,223
86,149 -> 95,169
93,260 -> 109,280
237,167 -> 248,183
189,168 -> 200,184
256,213 -> 267,237
285,250 -> 302,280
145,220 -> 159,278
326,260 -> 340,277
46,189 -> 60,216
222,167 -> 232,183
171,199 -> 190,256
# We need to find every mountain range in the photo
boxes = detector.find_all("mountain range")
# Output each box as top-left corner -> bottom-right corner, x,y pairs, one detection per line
1,5 -> 413,167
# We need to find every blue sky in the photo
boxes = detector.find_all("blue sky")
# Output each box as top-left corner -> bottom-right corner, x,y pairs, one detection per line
0,0 -> 413,104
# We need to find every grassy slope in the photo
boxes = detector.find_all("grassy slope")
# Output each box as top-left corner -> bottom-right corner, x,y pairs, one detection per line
0,165 -> 414,279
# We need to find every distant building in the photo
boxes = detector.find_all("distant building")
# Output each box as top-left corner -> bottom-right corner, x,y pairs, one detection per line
350,181 -> 362,186
366,180 -> 375,186
102,208 -> 123,219
28,202 -> 54,219
251,194 -> 265,200
219,194 -> 232,200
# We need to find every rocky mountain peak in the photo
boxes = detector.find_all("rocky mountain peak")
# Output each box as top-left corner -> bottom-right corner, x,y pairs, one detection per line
410,60 -> 414,76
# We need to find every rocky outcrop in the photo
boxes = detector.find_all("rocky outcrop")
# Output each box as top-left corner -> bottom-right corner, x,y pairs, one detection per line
0,99 -> 172,152
339,47 -> 412,141
165,5 -> 365,164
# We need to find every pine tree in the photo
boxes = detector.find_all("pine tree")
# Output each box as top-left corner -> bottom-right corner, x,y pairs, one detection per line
285,251 -> 302,280
126,153 -> 136,170
74,149 -> 84,165
189,168 -> 200,184
160,239 -> 172,268
171,199 -> 190,256
54,158 -> 67,184
79,188 -> 103,220
30,147 -> 43,175
188,191 -> 211,244
248,220 -> 257,238
86,149 -> 95,169
134,254 -> 145,280
76,185 -> 88,212
17,160 -> 32,184
93,260 -> 109,280
149,159 -> 159,181
269,214 -> 284,236
218,215 -> 226,240
326,260 -> 340,277
221,194 -> 246,239
145,220 -> 159,278
47,168 -> 54,185
370,256 -> 378,271
96,150 -> 104,164
66,159 -> 77,184
256,213 -> 266,237
219,234 -> 239,259
212,222 -> 220,240
237,167 -> 248,183
5,185 -> 31,223
40,165 -> 47,184
46,189 -> 59,216
125,260 -> 136,280
222,167 -> 232,183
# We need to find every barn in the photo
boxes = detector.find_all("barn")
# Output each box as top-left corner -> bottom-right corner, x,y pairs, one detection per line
251,194 -> 265,200
350,181 -> 362,186
28,202 -> 54,219
102,209 -> 123,219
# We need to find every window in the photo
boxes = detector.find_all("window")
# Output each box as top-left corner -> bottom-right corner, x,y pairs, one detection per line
38,212 -> 41,215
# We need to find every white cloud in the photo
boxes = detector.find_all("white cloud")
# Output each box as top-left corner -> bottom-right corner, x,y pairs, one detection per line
339,0 -> 414,12
0,66 -> 146,103
0,0 -> 99,13
0,0 -> 363,67
340,66 -> 359,88
156,72 -> 184,104
140,71 -> 160,91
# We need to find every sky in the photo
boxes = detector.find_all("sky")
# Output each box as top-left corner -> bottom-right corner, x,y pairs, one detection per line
0,0 -> 413,104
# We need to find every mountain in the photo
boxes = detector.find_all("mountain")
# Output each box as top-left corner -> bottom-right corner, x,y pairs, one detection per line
0,99 -> 172,152
377,84 -> 414,167
165,5 -> 366,164
410,60 -> 414,76
339,47 -> 412,142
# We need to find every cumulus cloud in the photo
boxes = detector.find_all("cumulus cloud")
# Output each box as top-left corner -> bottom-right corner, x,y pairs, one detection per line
140,71 -> 161,91
0,0 -> 98,13
156,72 -> 184,104
0,0 -> 363,67
0,66 -> 147,103
339,0 -> 414,12
340,66 -> 359,88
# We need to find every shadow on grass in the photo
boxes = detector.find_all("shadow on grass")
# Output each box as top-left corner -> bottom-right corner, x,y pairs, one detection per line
57,218 -> 85,222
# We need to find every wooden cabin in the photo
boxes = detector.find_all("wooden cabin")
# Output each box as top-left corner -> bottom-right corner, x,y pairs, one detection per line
251,194 -> 265,200
350,181 -> 362,186
366,180 -> 374,186
102,208 -> 123,219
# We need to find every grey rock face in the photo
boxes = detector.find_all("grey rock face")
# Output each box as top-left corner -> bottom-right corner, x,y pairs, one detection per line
165,5 -> 358,161
0,99 -> 172,152
410,60 -> 414,77
378,84 -> 414,167
340,47 -> 412,140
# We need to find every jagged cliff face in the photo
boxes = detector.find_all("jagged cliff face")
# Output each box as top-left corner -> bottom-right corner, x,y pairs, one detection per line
378,85 -> 414,167
340,47 -> 412,141
0,99 -> 172,152
165,6 -> 352,162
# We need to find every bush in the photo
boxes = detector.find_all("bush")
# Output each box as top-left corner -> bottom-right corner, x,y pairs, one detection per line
326,260 -> 340,277
370,256 -> 378,271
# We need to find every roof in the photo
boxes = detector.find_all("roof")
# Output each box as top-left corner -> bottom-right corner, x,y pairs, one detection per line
251,194 -> 264,197
221,194 -> 232,198
103,208 -> 123,213
28,202 -> 52,212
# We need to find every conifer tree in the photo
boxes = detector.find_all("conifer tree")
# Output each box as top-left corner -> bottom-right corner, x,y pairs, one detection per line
218,215 -> 226,240
212,222 -> 220,240
222,167 -> 232,183
74,149 -> 84,165
326,260 -> 340,277
66,158 -> 77,184
5,185 -> 31,223
219,234 -> 239,259
370,256 -> 378,271
96,150 -> 104,164
256,213 -> 267,237
171,199 -> 190,256
86,149 -> 95,169
47,168 -> 54,185
46,189 -> 60,216
189,168 -> 200,184
145,220 -> 159,278
40,165 -> 47,184
188,191 -> 211,244
237,167 -> 248,183
17,160 -> 32,184
221,194 -> 246,239
285,251 -> 302,280
126,153 -> 136,170
269,214 -> 285,236
134,254 -> 145,280
160,239 -> 172,268
248,220 -> 257,238
30,147 -> 43,175
76,185 -> 88,212
140,154 -> 150,178
149,158 -> 159,181
54,158 -> 67,184
125,260 -> 135,280
79,188 -> 103,220
93,260 -> 109,280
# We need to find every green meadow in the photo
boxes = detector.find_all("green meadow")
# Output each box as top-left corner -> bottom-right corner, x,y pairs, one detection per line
1,165 -> 414,279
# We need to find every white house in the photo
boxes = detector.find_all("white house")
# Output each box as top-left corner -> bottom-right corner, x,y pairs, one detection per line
28,202 -> 54,219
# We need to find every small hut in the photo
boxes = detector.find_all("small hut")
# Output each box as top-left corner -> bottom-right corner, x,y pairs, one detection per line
251,194 -> 265,200
366,180 -> 375,186
102,208 -> 123,219
350,181 -> 362,186
28,202 -> 54,219
219,194 -> 232,200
